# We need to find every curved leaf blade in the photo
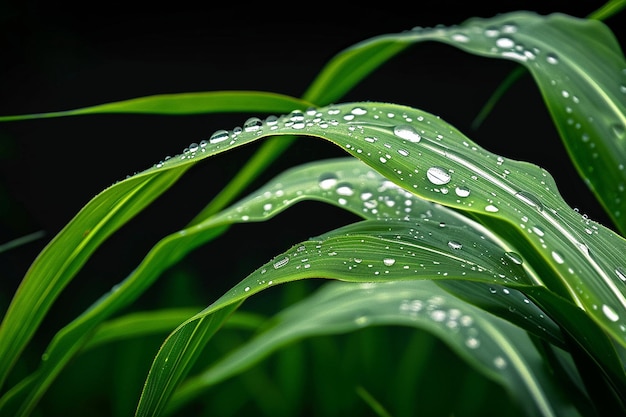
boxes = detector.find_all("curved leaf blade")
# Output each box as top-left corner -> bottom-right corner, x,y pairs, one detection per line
0,168 -> 189,390
169,280 -> 580,417
147,101 -> 626,346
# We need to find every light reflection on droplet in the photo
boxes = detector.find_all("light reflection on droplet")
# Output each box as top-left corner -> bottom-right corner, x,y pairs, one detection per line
393,125 -> 421,142
426,167 -> 451,185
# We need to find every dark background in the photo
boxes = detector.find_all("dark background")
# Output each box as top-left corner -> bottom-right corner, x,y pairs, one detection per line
1,1 -> 624,323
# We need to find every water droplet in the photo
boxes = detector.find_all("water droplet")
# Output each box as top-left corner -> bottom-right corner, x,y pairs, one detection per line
602,304 -> 620,322
485,204 -> 499,213
531,226 -> 545,237
244,286 -> 251,292
351,107 -> 367,115
319,173 -> 338,190
493,356 -> 507,369
273,256 -> 290,269
393,125 -> 421,142
336,184 -> 355,196
496,37 -> 515,48
546,53 -> 559,64
615,267 -> 626,282
448,241 -> 463,250
243,117 -> 263,132
551,251 -> 564,264
383,258 -> 396,266
514,191 -> 544,211
430,310 -> 447,322
504,252 -> 523,265
209,129 -> 229,144
451,33 -> 470,43
455,186 -> 470,197
465,337 -> 480,349
612,124 -> 625,140
426,166 -> 451,185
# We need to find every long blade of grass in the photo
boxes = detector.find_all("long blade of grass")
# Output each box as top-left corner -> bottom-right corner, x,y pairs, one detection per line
0,168 -> 189,389
0,91 -> 312,121
0,92 -> 312,392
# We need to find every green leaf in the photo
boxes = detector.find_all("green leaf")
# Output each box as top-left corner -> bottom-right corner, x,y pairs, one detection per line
0,91 -> 312,121
0,168 -> 190,390
0,157 -> 480,416
168,280 -> 581,417
132,213 -> 540,417
147,101 -> 626,347
324,11 -> 626,234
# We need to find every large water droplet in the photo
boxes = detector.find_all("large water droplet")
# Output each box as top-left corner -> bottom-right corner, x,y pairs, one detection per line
546,53 -> 559,64
551,251 -> 564,264
602,304 -> 620,322
209,129 -> 229,144
393,125 -> 421,142
336,183 -> 355,196
383,258 -> 396,266
426,166 -> 451,185
612,124 -> 625,140
319,173 -> 338,190
504,251 -> 523,265
496,37 -> 515,48
455,186 -> 471,198
514,191 -> 544,211
466,337 -> 480,349
273,256 -> 290,269
448,241 -> 463,250
615,267 -> 626,282
243,117 -> 263,132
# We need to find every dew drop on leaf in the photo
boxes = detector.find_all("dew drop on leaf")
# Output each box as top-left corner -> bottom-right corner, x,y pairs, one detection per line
209,129 -> 229,144
612,123 -> 625,140
546,53 -> 559,64
448,241 -> 463,250
551,251 -> 564,264
514,191 -> 544,211
485,204 -> 499,213
319,173 -> 339,190
466,337 -> 480,349
455,186 -> 470,197
243,117 -> 263,132
336,183 -> 355,196
273,256 -> 290,269
504,252 -> 523,265
602,304 -> 620,322
615,267 -> 626,282
493,356 -> 507,369
393,125 -> 421,142
496,37 -> 515,48
426,166 -> 451,185
383,258 -> 396,266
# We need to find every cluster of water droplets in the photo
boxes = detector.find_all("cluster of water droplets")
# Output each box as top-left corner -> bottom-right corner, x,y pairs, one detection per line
428,15 -> 626,221
150,99 -> 626,332
399,294 -> 508,370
